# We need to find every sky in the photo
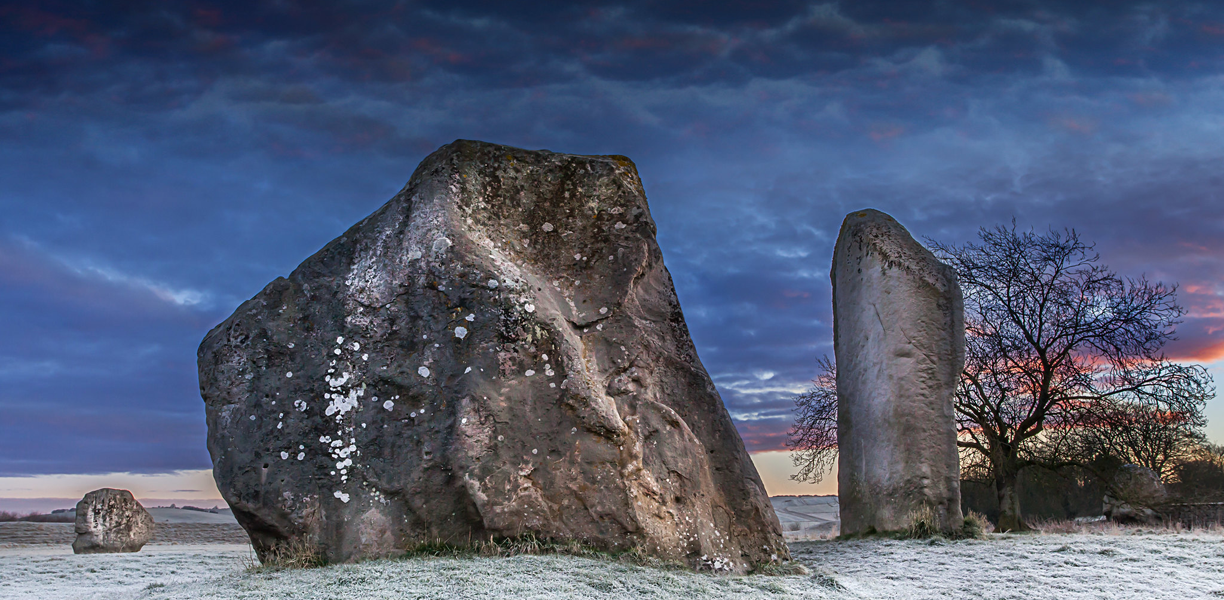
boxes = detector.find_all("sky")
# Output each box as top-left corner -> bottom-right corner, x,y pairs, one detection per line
2,0 -> 1223,505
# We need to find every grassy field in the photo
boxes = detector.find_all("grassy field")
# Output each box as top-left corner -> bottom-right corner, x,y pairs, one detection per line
2,526 -> 1223,599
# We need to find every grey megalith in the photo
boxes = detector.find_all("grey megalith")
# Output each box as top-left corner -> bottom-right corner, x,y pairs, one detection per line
832,209 -> 964,535
198,140 -> 788,573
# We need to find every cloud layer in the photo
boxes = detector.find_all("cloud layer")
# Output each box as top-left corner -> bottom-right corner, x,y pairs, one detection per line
2,0 -> 1222,474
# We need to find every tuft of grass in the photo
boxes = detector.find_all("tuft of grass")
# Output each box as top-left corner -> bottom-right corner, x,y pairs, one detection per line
841,507 -> 993,541
952,511 -> 991,540
1026,517 -> 1224,536
810,570 -> 845,590
249,537 -> 326,572
755,561 -> 809,576
249,532 -> 788,575
899,505 -> 941,540
397,533 -> 601,561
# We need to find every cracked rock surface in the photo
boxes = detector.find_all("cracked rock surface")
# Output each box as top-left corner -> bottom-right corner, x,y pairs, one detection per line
197,140 -> 786,573
831,209 -> 964,535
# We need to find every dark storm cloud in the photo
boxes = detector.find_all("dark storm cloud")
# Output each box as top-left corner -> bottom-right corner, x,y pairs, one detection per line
2,0 -> 1223,472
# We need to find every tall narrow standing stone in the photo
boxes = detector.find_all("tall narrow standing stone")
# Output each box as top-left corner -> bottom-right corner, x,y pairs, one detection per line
832,209 -> 964,535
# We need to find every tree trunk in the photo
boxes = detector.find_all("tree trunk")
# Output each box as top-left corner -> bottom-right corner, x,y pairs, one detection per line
995,465 -> 1029,532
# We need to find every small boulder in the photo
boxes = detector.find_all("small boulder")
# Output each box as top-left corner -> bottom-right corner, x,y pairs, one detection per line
1104,465 -> 1167,524
72,488 -> 155,554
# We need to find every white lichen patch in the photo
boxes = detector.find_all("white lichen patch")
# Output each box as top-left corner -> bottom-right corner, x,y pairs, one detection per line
333,490 -> 350,503
614,222 -> 626,230
297,452 -> 305,460
599,307 -> 608,314
324,388 -> 362,418
488,279 -> 499,289
525,370 -> 535,376
524,303 -> 535,313
465,313 -> 475,321
464,367 -> 472,373
383,400 -> 394,410
454,326 -> 468,339
418,366 -> 430,377
433,236 -> 452,253
286,371 -> 293,378
280,451 -> 289,460
541,222 -> 554,232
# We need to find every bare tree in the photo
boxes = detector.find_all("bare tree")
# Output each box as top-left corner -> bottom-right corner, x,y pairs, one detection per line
787,356 -> 838,483
931,224 -> 1212,531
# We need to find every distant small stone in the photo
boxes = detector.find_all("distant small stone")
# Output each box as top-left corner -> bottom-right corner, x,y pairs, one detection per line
1104,465 -> 1167,524
72,488 -> 154,554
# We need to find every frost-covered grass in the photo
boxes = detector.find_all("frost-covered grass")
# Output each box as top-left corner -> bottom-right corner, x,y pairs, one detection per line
793,531 -> 1224,599
0,544 -> 252,600
4,532 -> 1224,599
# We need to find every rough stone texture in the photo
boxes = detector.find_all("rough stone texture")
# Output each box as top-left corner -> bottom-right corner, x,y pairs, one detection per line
72,488 -> 155,554
198,140 -> 787,573
831,209 -> 965,535
1104,465 -> 1167,524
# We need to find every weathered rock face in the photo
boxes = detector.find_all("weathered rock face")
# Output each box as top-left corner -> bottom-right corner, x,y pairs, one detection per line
72,488 -> 155,554
831,209 -> 965,535
1104,465 -> 1167,524
198,140 -> 787,573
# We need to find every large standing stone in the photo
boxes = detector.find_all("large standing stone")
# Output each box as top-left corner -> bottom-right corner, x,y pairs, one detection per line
198,140 -> 787,573
831,209 -> 964,535
72,488 -> 155,554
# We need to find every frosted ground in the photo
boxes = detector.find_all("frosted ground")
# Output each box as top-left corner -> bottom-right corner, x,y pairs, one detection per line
4,531 -> 1224,599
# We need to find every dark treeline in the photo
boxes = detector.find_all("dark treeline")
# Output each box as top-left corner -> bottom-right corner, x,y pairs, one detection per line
962,444 -> 1224,522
